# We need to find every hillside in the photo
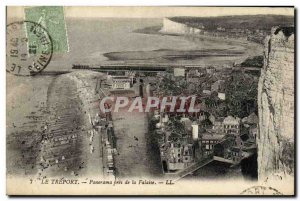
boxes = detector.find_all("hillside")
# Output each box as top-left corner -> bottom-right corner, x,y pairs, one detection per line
169,15 -> 294,32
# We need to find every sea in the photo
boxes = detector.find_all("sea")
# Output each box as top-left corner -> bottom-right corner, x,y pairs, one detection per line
46,18 -> 262,71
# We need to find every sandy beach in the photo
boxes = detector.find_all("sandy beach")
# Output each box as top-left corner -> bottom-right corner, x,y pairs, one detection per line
7,71 -> 107,179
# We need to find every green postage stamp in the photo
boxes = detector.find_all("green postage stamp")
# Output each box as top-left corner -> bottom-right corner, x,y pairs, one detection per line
25,6 -> 69,53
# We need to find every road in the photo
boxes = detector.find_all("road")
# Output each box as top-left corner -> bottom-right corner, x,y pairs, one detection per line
111,88 -> 162,178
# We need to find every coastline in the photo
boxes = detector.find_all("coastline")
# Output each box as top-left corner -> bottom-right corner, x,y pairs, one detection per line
104,30 -> 263,66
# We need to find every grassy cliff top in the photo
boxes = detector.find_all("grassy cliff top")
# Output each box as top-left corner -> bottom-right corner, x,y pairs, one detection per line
169,15 -> 294,31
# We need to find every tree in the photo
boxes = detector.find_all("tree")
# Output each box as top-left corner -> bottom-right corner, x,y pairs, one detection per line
225,72 -> 258,118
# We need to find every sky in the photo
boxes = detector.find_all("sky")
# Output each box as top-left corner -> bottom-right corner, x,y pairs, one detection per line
7,6 -> 294,19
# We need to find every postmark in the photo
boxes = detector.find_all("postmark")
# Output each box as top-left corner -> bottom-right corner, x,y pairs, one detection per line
6,21 -> 53,76
240,185 -> 283,195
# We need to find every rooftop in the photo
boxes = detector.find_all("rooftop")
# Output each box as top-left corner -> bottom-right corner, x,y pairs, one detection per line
201,133 -> 225,141
223,116 -> 240,124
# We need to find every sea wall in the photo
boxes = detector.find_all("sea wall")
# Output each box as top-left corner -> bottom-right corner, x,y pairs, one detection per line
257,27 -> 294,182
160,18 -> 202,35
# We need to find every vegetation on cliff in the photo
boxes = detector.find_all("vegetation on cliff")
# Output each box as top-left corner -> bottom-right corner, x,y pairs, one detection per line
225,72 -> 258,118
240,56 -> 264,68
169,15 -> 294,32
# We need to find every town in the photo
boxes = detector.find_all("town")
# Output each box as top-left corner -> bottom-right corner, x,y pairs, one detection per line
147,66 -> 258,179
74,60 -> 260,180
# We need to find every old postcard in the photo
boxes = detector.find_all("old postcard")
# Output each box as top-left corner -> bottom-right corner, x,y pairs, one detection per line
6,6 -> 295,195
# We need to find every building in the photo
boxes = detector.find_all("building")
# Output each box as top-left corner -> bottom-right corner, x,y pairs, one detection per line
249,125 -> 258,141
211,80 -> 226,92
206,67 -> 216,74
198,111 -> 209,121
200,133 -> 225,155
186,69 -> 203,82
241,113 -> 258,141
231,147 -> 242,163
203,89 -> 212,95
161,141 -> 194,172
242,112 -> 258,126
191,122 -> 199,141
217,27 -> 226,32
218,92 -> 226,100
182,144 -> 194,163
187,77 -> 199,83
180,117 -> 192,131
111,76 -> 132,89
168,142 -> 183,163
214,137 -> 235,159
174,68 -> 185,77
212,117 -> 225,133
223,116 -> 241,135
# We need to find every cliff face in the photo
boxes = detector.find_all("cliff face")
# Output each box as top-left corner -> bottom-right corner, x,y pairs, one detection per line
257,27 -> 294,181
160,18 -> 202,35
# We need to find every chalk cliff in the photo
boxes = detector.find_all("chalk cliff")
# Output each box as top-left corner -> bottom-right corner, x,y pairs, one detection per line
257,27 -> 294,182
160,18 -> 202,35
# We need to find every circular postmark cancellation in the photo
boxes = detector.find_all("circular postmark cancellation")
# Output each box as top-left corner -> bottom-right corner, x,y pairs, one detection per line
240,185 -> 283,195
6,21 -> 53,76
